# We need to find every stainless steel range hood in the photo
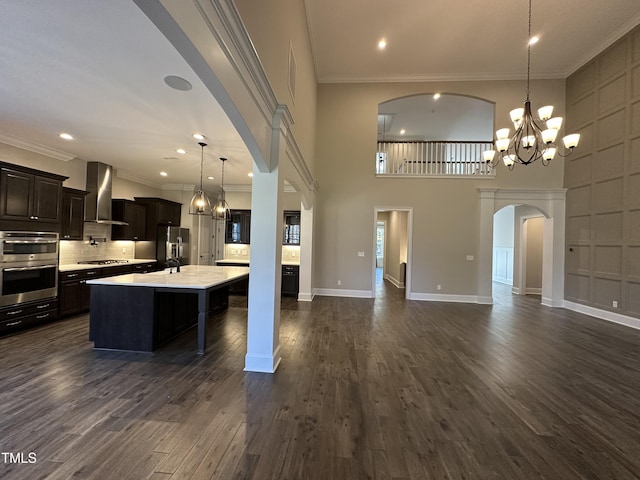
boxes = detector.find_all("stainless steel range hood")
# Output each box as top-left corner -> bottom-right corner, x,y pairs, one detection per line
84,162 -> 128,225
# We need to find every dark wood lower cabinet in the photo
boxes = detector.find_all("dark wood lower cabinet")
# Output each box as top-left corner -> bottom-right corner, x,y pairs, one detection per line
281,265 -> 299,297
59,269 -> 102,317
59,263 -> 157,318
0,298 -> 58,336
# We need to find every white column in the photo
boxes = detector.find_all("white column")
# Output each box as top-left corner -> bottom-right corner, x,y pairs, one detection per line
477,189 -> 497,304
542,189 -> 566,307
298,202 -> 314,301
244,108 -> 288,373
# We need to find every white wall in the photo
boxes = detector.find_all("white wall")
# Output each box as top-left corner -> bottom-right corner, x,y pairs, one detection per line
493,206 -> 514,285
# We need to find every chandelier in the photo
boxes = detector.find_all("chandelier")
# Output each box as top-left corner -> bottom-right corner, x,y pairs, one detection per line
212,157 -> 230,221
484,0 -> 580,170
189,142 -> 213,215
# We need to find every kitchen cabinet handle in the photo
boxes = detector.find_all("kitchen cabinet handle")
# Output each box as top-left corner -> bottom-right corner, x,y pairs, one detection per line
66,273 -> 79,278
4,239 -> 57,244
6,309 -> 23,316
36,304 -> 50,309
36,313 -> 49,319
5,320 -> 22,327
5,265 -> 55,272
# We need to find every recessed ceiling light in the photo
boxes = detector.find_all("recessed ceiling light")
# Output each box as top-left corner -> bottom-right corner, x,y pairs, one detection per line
529,36 -> 539,45
193,133 -> 205,140
248,172 -> 253,177
160,171 -> 168,177
163,75 -> 192,91
400,129 -> 406,135
176,148 -> 186,154
59,133 -> 73,140
433,93 -> 441,100
378,39 -> 387,50
207,176 -> 215,180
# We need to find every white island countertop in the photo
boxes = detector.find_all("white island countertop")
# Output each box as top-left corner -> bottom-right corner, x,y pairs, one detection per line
86,265 -> 249,290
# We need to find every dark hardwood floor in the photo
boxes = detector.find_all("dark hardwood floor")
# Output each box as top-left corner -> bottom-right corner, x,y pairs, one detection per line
1,277 -> 640,479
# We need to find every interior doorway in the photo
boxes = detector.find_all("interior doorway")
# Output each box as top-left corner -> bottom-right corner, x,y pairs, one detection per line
376,221 -> 385,269
373,207 -> 412,298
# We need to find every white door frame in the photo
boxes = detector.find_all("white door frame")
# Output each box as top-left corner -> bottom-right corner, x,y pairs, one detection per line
515,214 -> 545,296
372,207 -> 413,299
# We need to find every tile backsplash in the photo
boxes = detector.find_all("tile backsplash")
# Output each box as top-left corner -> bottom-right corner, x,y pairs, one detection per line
223,244 -> 300,262
59,223 -> 137,264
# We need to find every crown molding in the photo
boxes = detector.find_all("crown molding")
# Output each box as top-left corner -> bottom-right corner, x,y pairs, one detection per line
0,132 -> 76,162
565,13 -> 640,77
161,183 -> 196,192
317,71 -> 566,84
224,183 -> 297,193
115,169 -> 163,189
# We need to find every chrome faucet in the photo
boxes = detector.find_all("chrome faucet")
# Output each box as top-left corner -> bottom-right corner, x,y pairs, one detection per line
166,257 -> 181,273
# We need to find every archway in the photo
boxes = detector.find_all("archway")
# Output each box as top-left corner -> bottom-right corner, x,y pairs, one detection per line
478,188 -> 566,307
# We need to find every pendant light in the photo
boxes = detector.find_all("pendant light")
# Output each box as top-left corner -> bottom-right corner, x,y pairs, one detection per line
212,157 -> 230,221
189,142 -> 213,215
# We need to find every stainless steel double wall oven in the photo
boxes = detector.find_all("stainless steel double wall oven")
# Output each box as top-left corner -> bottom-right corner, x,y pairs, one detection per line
0,231 -> 58,307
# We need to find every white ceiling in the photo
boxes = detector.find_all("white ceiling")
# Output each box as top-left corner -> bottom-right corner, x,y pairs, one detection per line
0,0 -> 254,192
305,0 -> 640,83
1,0 -> 640,192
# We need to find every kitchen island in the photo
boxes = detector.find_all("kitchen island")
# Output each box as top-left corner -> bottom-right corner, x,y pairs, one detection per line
87,265 -> 249,355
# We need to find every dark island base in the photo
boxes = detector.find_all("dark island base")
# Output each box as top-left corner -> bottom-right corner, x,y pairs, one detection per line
89,285 -> 229,352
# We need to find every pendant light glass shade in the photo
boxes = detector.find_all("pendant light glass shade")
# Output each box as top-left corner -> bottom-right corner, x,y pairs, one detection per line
189,142 -> 213,215
212,157 -> 230,221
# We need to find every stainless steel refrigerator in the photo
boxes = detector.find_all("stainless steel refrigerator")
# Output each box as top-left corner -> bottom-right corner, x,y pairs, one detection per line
157,226 -> 189,268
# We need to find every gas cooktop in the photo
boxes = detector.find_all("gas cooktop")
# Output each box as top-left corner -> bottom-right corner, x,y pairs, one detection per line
77,259 -> 130,265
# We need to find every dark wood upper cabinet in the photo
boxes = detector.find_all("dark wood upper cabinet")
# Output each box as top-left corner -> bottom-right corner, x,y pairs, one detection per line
283,211 -> 301,245
225,209 -> 251,244
61,188 -> 87,240
111,199 -> 147,241
134,197 -> 182,235
0,162 -> 66,230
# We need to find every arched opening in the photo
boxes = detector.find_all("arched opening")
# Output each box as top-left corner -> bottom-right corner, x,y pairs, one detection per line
478,188 -> 566,307
377,93 -> 495,176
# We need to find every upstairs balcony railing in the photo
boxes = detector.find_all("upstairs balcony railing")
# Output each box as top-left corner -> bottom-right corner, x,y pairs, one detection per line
376,140 -> 496,178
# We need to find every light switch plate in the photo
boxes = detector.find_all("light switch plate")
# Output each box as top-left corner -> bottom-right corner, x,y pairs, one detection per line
358,251 -> 365,257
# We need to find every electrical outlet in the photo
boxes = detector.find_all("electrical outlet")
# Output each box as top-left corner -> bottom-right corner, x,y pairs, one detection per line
437,284 -> 442,291
358,251 -> 365,257
337,280 -> 341,286
613,300 -> 618,308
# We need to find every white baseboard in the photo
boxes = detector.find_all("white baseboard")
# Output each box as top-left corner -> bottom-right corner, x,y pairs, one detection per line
297,291 -> 314,302
314,288 -> 374,298
526,287 -> 542,295
512,286 -> 522,294
407,292 -> 480,304
477,296 -> 494,305
383,274 -> 405,289
244,346 -> 281,373
563,301 -> 640,331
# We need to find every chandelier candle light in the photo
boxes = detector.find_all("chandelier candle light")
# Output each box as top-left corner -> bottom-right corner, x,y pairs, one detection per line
484,0 -> 580,170
189,142 -> 213,215
212,157 -> 230,221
